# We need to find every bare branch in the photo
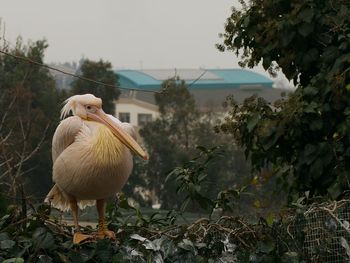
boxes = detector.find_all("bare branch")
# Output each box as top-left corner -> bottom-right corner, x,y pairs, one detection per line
0,93 -> 16,131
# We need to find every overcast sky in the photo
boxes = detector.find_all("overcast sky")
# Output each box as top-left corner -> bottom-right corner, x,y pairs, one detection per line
2,1 -> 242,66
1,0 -> 293,85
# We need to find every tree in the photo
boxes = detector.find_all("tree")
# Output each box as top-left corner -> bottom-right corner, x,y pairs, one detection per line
132,78 -> 251,210
136,79 -> 197,209
0,38 -> 65,203
71,59 -> 120,115
217,0 -> 350,198
156,78 -> 199,149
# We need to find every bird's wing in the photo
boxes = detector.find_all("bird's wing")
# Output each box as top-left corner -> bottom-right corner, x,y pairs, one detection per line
52,116 -> 84,163
107,114 -> 137,140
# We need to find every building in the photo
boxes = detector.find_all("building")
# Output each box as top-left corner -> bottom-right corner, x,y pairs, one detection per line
114,68 -> 289,127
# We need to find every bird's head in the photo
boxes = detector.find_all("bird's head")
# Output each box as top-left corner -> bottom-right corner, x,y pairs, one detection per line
61,94 -> 102,120
61,94 -> 148,160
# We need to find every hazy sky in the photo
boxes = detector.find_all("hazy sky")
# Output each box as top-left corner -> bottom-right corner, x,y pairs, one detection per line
1,0 -> 294,86
1,1 -> 245,68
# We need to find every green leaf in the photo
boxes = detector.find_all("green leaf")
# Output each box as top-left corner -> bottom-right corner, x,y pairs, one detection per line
247,114 -> 260,132
309,119 -> 322,131
303,101 -> 318,113
309,159 -> 323,179
303,48 -> 319,65
282,252 -> 299,263
327,182 -> 342,199
0,239 -> 16,250
130,234 -> 147,242
298,8 -> 314,23
95,239 -> 113,263
2,258 -> 24,263
0,232 -> 10,241
68,250 -> 84,263
56,252 -> 70,263
180,197 -> 190,212
340,237 -> 350,258
178,239 -> 196,253
266,213 -> 275,227
37,255 -> 53,263
243,15 -> 250,27
298,22 -> 314,37
158,237 -> 175,259
118,196 -> 135,210
282,31 -> 296,47
304,144 -> 317,160
32,227 -> 55,249
257,240 -> 275,253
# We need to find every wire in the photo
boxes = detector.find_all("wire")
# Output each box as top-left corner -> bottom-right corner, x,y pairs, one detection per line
0,49 -> 161,94
188,69 -> 208,87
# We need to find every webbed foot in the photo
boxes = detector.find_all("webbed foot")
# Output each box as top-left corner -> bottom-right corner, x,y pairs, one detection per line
96,230 -> 116,240
73,232 -> 93,244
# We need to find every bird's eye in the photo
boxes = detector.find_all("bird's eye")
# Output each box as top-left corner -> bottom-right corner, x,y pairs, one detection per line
86,105 -> 96,113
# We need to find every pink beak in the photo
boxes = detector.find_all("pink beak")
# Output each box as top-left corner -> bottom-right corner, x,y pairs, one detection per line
87,109 -> 149,160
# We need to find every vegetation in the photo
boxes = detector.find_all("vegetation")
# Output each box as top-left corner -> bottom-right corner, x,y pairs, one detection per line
217,0 -> 350,199
0,38 -> 64,200
1,0 -> 350,261
71,59 -> 120,115
130,78 -> 251,211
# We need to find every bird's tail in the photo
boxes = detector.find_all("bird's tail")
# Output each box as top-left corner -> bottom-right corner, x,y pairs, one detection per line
45,184 -> 70,211
45,184 -> 95,212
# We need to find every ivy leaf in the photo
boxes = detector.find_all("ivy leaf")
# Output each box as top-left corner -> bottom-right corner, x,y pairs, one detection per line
178,239 -> 196,254
303,49 -> 319,65
282,252 -> 299,262
56,252 -> 70,263
298,22 -> 314,37
143,240 -> 159,251
340,237 -> 350,258
130,234 -> 147,242
2,258 -> 24,263
298,8 -> 314,23
32,227 -> 55,249
247,114 -> 260,132
159,237 -> 176,258
152,253 -> 165,263
309,119 -> 322,131
257,240 -> 275,253
95,239 -> 113,263
0,232 -> 10,241
303,101 -> 318,113
37,255 -> 53,263
0,239 -> 16,250
68,250 -> 85,263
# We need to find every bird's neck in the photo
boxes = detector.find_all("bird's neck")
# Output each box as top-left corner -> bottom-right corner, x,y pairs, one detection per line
91,125 -> 124,164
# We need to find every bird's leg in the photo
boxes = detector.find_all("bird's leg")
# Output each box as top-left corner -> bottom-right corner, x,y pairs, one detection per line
69,199 -> 92,244
96,199 -> 116,240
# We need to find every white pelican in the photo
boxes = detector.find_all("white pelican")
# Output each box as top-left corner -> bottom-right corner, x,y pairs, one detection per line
45,94 -> 148,243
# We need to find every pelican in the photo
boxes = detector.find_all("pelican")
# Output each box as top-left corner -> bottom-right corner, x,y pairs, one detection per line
45,94 -> 148,244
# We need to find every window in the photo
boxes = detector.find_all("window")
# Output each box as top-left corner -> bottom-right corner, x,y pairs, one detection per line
138,113 -> 152,127
119,112 -> 130,123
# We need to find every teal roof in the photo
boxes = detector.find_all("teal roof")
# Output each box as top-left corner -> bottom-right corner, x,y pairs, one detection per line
115,69 -> 273,90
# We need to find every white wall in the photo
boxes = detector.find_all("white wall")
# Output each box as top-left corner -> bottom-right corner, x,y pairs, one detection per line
115,102 -> 159,127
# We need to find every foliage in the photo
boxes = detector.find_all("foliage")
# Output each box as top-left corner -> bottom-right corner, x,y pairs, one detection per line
71,59 -> 120,115
3,196 -> 350,262
0,38 -> 65,201
166,146 -> 221,214
217,0 -> 350,198
134,79 -> 198,210
134,79 -> 251,210
156,78 -> 198,149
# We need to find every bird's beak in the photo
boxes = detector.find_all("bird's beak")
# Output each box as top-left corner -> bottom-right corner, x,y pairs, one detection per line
87,109 -> 149,160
